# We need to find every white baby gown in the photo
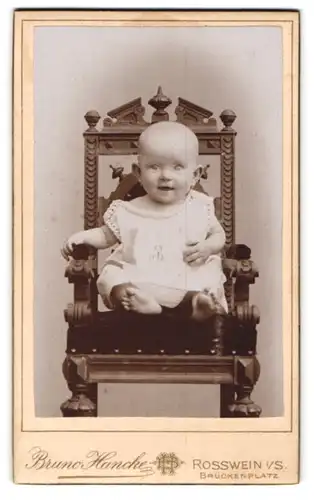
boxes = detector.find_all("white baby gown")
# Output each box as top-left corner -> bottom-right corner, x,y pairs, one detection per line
97,191 -> 227,311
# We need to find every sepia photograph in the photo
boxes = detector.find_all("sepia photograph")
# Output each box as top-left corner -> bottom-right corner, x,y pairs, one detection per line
35,22 -> 283,419
13,10 -> 299,484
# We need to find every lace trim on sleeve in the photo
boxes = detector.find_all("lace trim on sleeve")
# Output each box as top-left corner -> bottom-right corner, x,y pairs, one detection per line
103,200 -> 123,241
206,197 -> 216,230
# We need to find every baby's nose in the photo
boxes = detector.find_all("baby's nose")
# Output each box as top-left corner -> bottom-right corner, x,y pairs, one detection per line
159,169 -> 172,180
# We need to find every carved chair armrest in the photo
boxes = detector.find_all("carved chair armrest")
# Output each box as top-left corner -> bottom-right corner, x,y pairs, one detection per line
64,244 -> 95,280
64,244 -> 96,326
223,244 -> 259,282
223,244 -> 260,327
223,258 -> 259,282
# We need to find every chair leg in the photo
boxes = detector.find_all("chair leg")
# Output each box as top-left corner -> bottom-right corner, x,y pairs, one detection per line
61,382 -> 98,417
60,356 -> 98,417
87,383 -> 98,415
228,384 -> 261,418
220,385 -> 235,417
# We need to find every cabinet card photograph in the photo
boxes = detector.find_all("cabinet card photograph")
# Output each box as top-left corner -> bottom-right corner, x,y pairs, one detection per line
13,10 -> 299,484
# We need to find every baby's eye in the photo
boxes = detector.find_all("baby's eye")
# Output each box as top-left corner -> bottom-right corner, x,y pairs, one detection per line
174,164 -> 184,171
148,164 -> 159,170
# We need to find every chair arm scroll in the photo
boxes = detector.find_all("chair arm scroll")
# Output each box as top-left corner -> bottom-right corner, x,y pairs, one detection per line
64,244 -> 94,282
223,258 -> 259,283
65,258 -> 94,282
232,304 -> 260,325
223,244 -> 260,325
64,244 -> 95,325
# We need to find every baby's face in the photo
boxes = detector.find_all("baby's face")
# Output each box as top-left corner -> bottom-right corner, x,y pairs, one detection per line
137,133 -> 199,205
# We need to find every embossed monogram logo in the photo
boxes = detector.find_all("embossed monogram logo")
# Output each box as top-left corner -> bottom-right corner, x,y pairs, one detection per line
153,452 -> 184,476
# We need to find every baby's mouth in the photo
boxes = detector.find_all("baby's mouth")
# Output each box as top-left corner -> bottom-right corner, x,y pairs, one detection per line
158,186 -> 174,191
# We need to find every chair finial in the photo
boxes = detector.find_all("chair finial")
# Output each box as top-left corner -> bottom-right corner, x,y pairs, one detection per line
84,110 -> 100,131
148,86 -> 172,123
220,109 -> 237,131
110,164 -> 125,182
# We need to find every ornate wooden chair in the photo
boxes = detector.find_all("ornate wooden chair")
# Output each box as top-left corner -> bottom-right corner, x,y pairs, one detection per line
61,87 -> 261,418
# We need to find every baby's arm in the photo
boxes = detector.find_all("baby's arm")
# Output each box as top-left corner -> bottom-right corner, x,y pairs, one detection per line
204,218 -> 226,255
184,199 -> 226,265
184,224 -> 225,266
61,225 -> 118,260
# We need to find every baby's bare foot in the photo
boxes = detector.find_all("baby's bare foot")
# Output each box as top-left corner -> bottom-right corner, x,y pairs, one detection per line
192,291 -> 225,321
122,288 -> 162,315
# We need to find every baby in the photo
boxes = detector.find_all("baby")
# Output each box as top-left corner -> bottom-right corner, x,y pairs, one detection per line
62,121 -> 228,321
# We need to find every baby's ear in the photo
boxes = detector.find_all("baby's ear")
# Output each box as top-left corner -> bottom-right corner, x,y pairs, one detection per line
193,165 -> 203,183
131,162 -> 141,179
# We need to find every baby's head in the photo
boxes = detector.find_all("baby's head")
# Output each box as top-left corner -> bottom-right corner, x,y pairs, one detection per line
133,121 -> 201,205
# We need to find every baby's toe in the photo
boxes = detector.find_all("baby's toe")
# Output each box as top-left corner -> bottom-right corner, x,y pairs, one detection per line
121,298 -> 130,309
210,293 -> 219,305
128,295 -> 137,307
126,287 -> 136,298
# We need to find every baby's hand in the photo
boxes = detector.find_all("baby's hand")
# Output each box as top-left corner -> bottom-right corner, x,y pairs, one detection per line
183,240 -> 212,266
61,231 -> 85,260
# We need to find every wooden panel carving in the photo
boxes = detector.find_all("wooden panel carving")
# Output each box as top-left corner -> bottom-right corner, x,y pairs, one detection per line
103,97 -> 147,126
64,354 -> 235,385
207,138 -> 220,149
220,135 -> 235,246
175,97 -> 215,126
219,110 -> 237,314
234,356 -> 260,386
98,137 -> 141,156
198,137 -> 221,154
84,136 -> 98,230
84,89 -> 223,141
220,128 -> 235,314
